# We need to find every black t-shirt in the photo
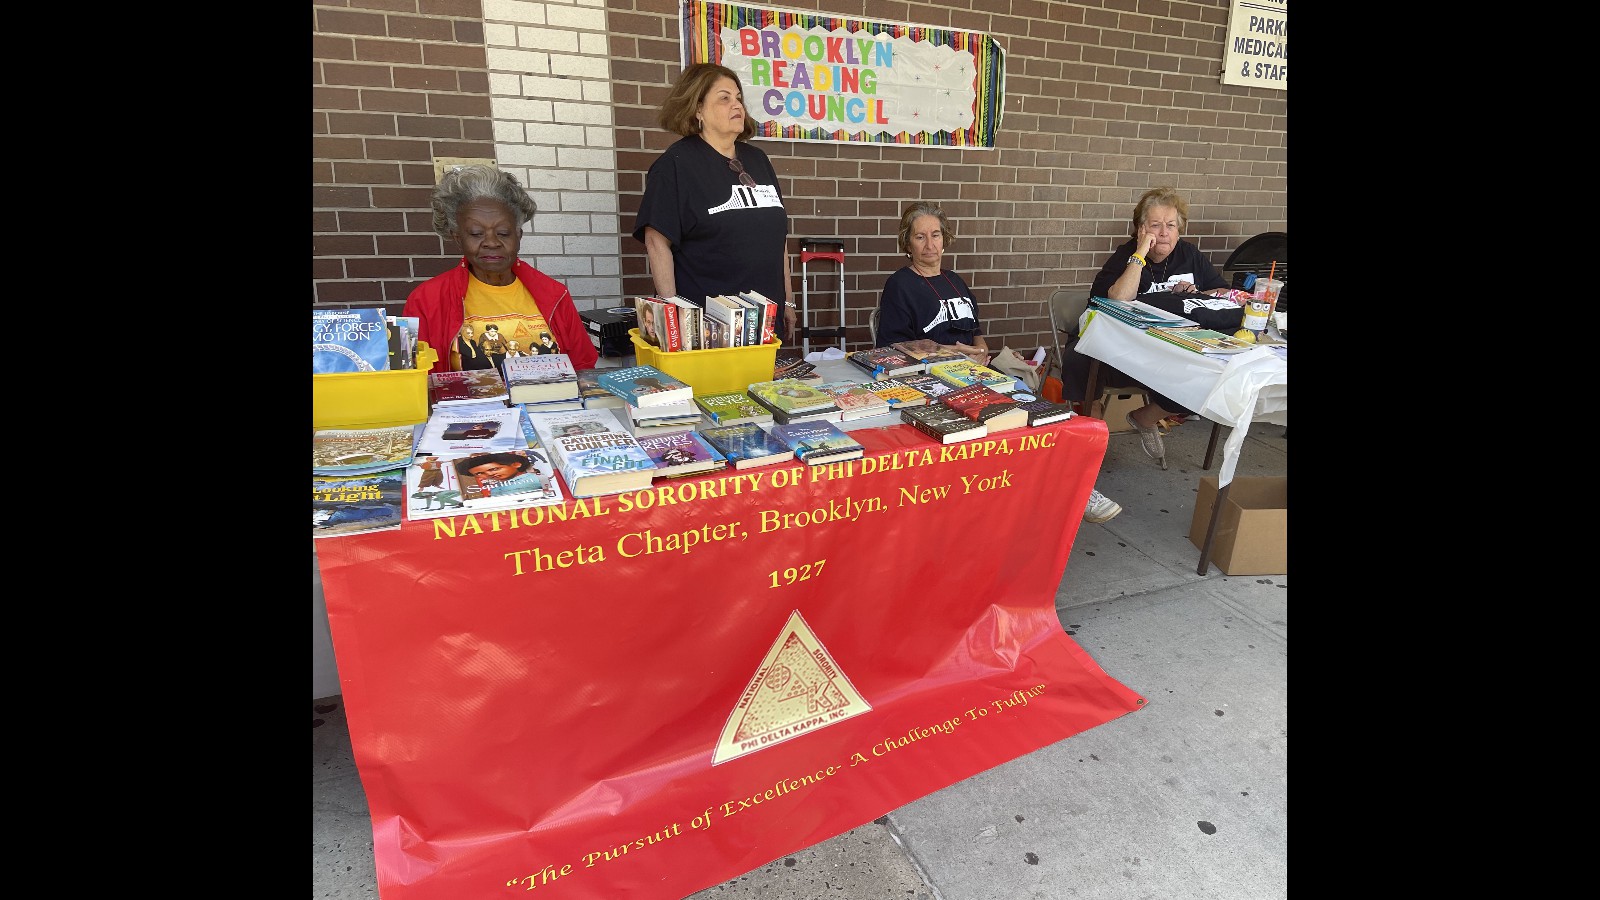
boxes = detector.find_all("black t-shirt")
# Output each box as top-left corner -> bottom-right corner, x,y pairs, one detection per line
876,267 -> 983,347
1088,238 -> 1241,331
632,136 -> 789,331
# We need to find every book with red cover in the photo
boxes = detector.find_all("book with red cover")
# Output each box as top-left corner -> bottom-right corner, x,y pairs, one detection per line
938,383 -> 1027,433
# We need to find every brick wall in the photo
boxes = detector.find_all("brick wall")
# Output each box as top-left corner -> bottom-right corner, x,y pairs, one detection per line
313,0 -> 1287,355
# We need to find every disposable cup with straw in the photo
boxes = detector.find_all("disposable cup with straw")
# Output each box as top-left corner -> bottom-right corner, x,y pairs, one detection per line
1244,260 -> 1281,333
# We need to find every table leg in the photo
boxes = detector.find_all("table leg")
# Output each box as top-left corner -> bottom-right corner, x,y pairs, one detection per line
1196,481 -> 1230,575
1202,422 -> 1223,469
1084,360 -> 1101,416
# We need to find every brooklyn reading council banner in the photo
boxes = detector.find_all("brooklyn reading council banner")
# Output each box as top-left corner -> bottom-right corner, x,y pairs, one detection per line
681,0 -> 1005,147
317,418 -> 1145,899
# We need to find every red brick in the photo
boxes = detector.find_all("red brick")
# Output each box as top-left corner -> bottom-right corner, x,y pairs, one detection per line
361,89 -> 428,113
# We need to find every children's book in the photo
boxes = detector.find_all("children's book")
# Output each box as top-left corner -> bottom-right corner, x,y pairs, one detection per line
847,346 -> 921,379
771,420 -> 867,466
312,424 -> 422,476
415,406 -> 525,456
313,469 -> 405,538
527,407 -> 657,498
596,364 -> 693,408
900,404 -> 987,444
694,391 -> 774,426
428,368 -> 510,408
313,307 -> 391,373
502,354 -> 580,404
939,383 -> 1027,433
815,380 -> 893,421
861,377 -> 930,409
403,448 -> 565,521
635,429 -> 728,478
698,423 -> 794,470
746,378 -> 837,416
928,359 -> 1018,393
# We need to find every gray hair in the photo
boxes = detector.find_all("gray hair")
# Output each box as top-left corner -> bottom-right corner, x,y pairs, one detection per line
430,165 -> 538,240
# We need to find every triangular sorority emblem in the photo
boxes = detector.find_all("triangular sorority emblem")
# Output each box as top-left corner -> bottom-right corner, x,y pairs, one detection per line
711,610 -> 872,765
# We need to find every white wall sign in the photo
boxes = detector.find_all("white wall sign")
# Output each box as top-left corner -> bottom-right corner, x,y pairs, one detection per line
1220,0 -> 1287,90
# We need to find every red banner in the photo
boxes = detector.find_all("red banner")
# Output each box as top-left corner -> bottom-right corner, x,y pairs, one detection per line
317,417 -> 1144,899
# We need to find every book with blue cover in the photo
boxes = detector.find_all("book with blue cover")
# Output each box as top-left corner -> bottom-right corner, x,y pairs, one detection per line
698,423 -> 793,470
596,364 -> 693,408
770,419 -> 866,466
313,307 -> 391,373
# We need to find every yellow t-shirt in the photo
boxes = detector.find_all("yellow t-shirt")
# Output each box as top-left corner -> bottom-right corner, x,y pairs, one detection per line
451,275 -> 561,372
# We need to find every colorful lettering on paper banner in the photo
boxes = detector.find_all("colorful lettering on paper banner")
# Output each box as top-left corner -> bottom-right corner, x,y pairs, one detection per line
682,0 -> 1005,148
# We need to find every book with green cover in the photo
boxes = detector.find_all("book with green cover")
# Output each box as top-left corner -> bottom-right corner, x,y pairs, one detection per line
746,378 -> 837,415
694,390 -> 774,426
927,359 -> 1017,393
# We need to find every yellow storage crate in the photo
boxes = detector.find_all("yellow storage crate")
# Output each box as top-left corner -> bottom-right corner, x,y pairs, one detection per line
313,343 -> 438,429
629,329 -> 780,396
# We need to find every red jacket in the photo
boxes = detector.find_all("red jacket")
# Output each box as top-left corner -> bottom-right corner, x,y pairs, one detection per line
403,259 -> 598,374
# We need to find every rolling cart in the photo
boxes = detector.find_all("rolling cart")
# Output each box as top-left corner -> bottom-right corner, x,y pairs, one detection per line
797,238 -> 847,356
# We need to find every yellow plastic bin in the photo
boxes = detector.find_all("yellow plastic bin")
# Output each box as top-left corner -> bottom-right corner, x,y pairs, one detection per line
629,329 -> 780,396
313,343 -> 438,429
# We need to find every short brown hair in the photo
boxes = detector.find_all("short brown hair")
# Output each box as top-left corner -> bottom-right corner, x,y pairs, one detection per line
658,63 -> 756,141
896,202 -> 955,255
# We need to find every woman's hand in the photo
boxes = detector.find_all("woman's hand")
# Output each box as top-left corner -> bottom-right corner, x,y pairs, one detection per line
1136,226 -> 1155,258
953,342 -> 989,365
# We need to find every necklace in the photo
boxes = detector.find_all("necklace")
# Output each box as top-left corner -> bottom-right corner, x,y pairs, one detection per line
918,269 -> 962,300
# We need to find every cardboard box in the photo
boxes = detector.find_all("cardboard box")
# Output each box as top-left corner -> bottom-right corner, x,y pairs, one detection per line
1092,390 -> 1148,432
1188,476 -> 1287,575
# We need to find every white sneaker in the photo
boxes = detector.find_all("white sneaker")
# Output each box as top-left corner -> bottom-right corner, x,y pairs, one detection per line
1083,488 -> 1121,524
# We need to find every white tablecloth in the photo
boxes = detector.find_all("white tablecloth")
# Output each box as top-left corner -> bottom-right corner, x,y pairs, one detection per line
1075,313 -> 1287,486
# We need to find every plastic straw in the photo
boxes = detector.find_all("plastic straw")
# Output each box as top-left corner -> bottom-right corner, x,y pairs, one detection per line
1268,261 -> 1276,282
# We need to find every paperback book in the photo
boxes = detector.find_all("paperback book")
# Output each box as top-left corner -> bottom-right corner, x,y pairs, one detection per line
596,364 -> 693,408
313,307 -> 391,373
771,355 -> 817,380
313,469 -> 405,538
312,424 -> 422,476
699,423 -> 794,470
861,377 -> 930,409
938,383 -> 1027,433
1144,326 -> 1258,355
404,448 -> 565,521
814,380 -> 893,421
635,429 -> 728,478
501,353 -> 580,404
747,378 -> 837,416
890,339 -> 969,369
428,368 -> 510,408
771,419 -> 867,466
901,404 -> 987,444
415,406 -> 526,456
694,391 -> 774,426
528,407 -> 657,498
897,372 -> 960,402
847,346 -> 921,379
928,359 -> 1018,393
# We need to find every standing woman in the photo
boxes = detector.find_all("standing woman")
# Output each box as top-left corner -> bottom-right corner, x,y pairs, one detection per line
405,165 -> 597,375
632,63 -> 798,343
874,202 -> 989,364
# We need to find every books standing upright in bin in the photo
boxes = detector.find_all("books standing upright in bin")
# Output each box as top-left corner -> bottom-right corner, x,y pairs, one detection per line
771,419 -> 866,466
528,407 -> 656,498
596,364 -> 693,408
737,289 -> 779,346
699,422 -> 794,470
501,354 -> 580,404
313,307 -> 391,373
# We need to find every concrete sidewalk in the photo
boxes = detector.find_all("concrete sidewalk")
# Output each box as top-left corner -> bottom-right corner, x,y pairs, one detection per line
313,415 -> 1288,900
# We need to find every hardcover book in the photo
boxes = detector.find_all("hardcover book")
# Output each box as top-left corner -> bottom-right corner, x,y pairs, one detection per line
861,377 -> 930,409
428,368 -> 510,408
624,398 -> 702,427
815,380 -> 893,421
313,307 -> 391,373
890,339 -> 968,369
771,420 -> 866,466
312,424 -> 421,476
928,359 -> 1018,393
698,423 -> 794,470
847,346 -> 921,379
1015,397 -> 1076,427
528,407 -> 657,498
738,289 -> 780,346
901,404 -> 987,444
705,295 -> 748,348
501,354 -> 580,404
746,378 -> 837,415
404,448 -> 565,522
635,429 -> 728,478
596,364 -> 694,408
771,355 -> 817,380
386,315 -> 420,371
415,406 -> 526,456
939,383 -> 1027,433
313,469 -> 405,538
694,391 -> 774,426
577,369 -> 627,409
